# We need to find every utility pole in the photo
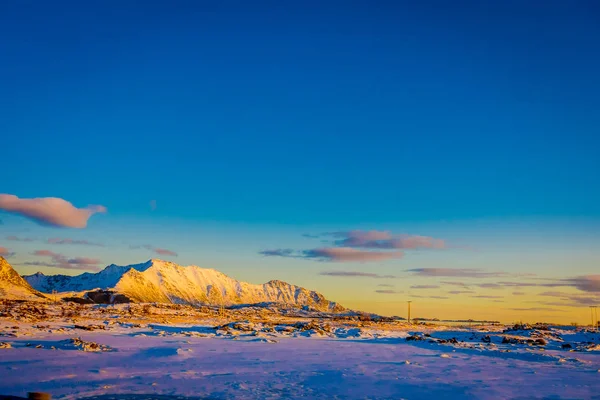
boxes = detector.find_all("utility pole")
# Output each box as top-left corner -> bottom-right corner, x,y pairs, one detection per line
407,301 -> 412,324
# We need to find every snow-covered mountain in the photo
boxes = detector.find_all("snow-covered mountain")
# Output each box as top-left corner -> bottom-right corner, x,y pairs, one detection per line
24,261 -> 153,293
0,257 -> 47,301
23,259 -> 344,312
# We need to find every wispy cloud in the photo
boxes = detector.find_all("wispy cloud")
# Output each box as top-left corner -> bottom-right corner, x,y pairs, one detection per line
411,295 -> 449,299
30,249 -> 102,271
6,235 -> 35,242
447,290 -> 475,295
261,247 -> 403,263
320,271 -> 396,278
512,291 -> 526,296
260,230 -> 445,264
471,295 -> 504,299
410,285 -> 440,289
0,247 -> 15,257
375,289 -> 403,294
441,281 -> 470,288
377,283 -> 395,288
537,291 -> 600,306
509,307 -> 564,312
474,283 -> 502,289
47,238 -> 104,246
259,249 -> 296,257
305,248 -> 403,262
328,230 -> 446,250
0,194 -> 106,228
130,244 -> 178,257
565,275 -> 600,293
407,268 -> 508,278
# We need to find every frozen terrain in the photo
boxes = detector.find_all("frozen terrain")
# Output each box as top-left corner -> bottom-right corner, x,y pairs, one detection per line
1,301 -> 598,400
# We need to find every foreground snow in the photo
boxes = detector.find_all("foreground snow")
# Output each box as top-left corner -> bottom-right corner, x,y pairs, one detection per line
0,303 -> 598,399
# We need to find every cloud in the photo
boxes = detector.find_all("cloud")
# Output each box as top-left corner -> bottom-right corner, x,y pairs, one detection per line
375,289 -> 402,294
21,261 -> 101,272
411,295 -> 449,299
261,247 -> 403,263
566,275 -> 600,293
329,230 -> 446,250
130,244 -> 178,257
6,235 -> 35,242
31,249 -> 101,271
47,238 -> 104,246
407,268 -> 508,278
153,248 -> 178,256
441,281 -> 471,288
260,229 -> 445,264
537,290 -> 600,306
0,194 -> 106,228
259,249 -> 296,257
509,307 -> 564,312
0,247 -> 15,257
319,271 -> 396,278
377,284 -> 395,287
447,290 -> 475,294
471,295 -> 504,299
304,248 -> 403,262
150,200 -> 157,211
495,281 -> 540,287
410,285 -> 440,289
474,283 -> 502,289
512,291 -> 526,296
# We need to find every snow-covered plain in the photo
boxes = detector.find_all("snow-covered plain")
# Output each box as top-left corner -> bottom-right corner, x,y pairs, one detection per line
1,302 -> 599,400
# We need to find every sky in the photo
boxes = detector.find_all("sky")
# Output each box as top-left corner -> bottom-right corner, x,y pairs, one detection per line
1,0 -> 599,324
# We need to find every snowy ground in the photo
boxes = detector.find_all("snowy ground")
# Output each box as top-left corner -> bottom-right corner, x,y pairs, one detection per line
1,302 -> 599,399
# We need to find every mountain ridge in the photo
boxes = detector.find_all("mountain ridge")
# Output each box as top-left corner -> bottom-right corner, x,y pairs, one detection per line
21,259 -> 345,312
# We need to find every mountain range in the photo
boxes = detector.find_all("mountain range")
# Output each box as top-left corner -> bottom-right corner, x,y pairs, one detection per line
0,257 -> 344,312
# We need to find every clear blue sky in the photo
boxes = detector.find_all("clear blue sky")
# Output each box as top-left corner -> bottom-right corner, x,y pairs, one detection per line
1,1 -> 599,322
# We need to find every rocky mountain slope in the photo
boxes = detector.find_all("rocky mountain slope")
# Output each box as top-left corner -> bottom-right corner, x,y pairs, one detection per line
23,259 -> 344,311
0,257 -> 47,301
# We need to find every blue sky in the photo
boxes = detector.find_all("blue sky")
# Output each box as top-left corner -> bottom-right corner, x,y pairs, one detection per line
1,1 -> 599,323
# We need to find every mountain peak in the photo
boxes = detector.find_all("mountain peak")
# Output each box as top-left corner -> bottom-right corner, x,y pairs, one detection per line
0,257 -> 47,301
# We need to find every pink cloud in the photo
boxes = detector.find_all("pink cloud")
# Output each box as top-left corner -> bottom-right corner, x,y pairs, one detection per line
305,247 -> 403,262
153,248 -> 178,257
130,244 -> 178,257
0,194 -> 106,228
31,249 -> 101,271
0,247 -> 15,257
47,238 -> 103,246
333,230 -> 446,250
33,250 -> 59,257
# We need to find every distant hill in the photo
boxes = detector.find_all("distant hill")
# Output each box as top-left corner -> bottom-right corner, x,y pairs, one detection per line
23,259 -> 345,311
